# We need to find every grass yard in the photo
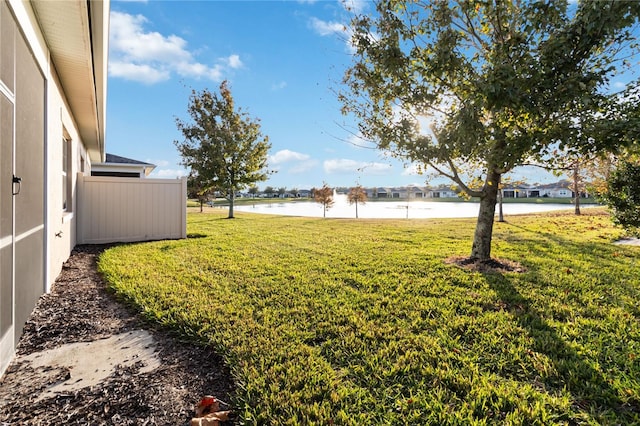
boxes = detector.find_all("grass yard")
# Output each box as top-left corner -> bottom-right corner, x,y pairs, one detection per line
98,209 -> 639,425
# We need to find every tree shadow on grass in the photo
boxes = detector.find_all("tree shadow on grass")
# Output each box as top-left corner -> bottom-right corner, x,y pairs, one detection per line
187,233 -> 208,239
480,270 -> 638,420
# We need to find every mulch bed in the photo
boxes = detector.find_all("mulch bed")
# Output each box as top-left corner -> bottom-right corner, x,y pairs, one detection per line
444,255 -> 527,273
0,245 -> 235,425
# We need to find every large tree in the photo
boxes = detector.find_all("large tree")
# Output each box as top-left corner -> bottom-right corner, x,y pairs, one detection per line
175,81 -> 271,219
341,0 -> 640,261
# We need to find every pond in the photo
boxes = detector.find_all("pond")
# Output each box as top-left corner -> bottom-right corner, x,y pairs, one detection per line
234,194 -> 585,219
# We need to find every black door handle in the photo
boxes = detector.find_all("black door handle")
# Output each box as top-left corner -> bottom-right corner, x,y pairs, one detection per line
12,175 -> 21,195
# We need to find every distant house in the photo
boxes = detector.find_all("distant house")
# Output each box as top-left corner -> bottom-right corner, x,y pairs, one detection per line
536,181 -> 573,198
406,185 -> 426,198
429,186 -> 459,198
390,187 -> 403,198
376,187 -> 390,198
91,153 -> 156,178
501,185 -> 530,198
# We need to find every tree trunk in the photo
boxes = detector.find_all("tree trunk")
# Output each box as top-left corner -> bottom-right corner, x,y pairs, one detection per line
228,193 -> 235,219
497,188 -> 505,222
355,201 -> 359,219
470,171 -> 500,261
573,167 -> 581,215
199,200 -> 204,213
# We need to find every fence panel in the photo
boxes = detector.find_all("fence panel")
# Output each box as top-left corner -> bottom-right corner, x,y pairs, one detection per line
77,175 -> 186,244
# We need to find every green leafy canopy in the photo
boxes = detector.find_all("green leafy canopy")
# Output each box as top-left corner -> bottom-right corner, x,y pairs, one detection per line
175,81 -> 272,218
341,0 -> 640,259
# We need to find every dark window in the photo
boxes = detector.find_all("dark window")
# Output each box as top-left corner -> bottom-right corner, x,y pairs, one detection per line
91,171 -> 140,178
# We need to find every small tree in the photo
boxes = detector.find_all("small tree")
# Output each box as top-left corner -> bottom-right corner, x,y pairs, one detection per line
248,185 -> 259,198
600,159 -> 640,236
313,184 -> 334,218
188,173 -> 216,213
496,176 -> 525,222
175,81 -> 271,219
347,185 -> 368,219
264,186 -> 275,198
278,187 -> 287,198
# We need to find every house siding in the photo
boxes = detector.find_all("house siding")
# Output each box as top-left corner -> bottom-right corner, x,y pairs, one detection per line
46,67 -> 91,293
0,0 -> 95,376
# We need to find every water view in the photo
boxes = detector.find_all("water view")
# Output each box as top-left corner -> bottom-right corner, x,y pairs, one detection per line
235,194 -> 585,219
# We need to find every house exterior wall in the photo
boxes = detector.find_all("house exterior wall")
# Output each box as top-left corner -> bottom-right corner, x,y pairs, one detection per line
542,188 -> 572,198
1,0 -> 95,376
46,68 -> 91,293
77,176 -> 187,244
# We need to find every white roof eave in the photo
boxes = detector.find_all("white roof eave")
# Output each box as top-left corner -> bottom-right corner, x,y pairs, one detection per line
31,0 -> 109,163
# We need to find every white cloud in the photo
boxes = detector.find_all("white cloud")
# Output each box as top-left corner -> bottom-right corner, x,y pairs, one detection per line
153,168 -> 187,178
226,54 -> 243,69
309,16 -> 369,54
108,61 -> 169,84
309,17 -> 346,37
341,0 -> 368,13
346,132 -> 375,149
271,81 -> 287,91
145,159 -> 170,167
612,81 -> 627,90
401,164 -> 423,176
269,149 -> 311,164
324,159 -> 392,175
109,11 -> 241,84
289,160 -> 318,174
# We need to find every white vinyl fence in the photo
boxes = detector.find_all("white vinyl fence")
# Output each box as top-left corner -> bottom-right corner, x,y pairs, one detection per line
77,175 -> 187,244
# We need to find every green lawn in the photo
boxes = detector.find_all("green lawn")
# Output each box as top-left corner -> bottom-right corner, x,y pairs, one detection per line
98,210 -> 639,425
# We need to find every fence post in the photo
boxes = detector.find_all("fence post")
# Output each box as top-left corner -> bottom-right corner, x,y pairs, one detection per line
180,177 -> 187,238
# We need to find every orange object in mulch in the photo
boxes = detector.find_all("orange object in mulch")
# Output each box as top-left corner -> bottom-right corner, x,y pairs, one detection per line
190,395 -> 232,426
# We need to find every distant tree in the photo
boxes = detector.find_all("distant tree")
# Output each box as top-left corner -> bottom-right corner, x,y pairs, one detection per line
174,80 -> 271,219
313,184 -> 334,218
188,173 -> 216,213
584,154 -> 619,197
278,187 -> 287,198
342,0 -> 640,261
600,158 -> 640,236
290,187 -> 299,198
248,185 -> 259,198
264,186 -> 275,197
347,185 -> 368,219
566,158 -> 590,216
497,176 -> 525,222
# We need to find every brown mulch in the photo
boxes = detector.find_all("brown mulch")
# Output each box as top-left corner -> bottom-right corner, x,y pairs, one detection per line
445,255 -> 527,273
0,245 -> 235,425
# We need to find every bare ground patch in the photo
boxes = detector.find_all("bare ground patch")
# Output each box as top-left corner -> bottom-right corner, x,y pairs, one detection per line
445,256 -> 527,273
0,245 -> 235,425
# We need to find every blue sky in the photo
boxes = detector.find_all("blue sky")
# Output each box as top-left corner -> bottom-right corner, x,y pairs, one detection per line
105,0 -> 631,190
